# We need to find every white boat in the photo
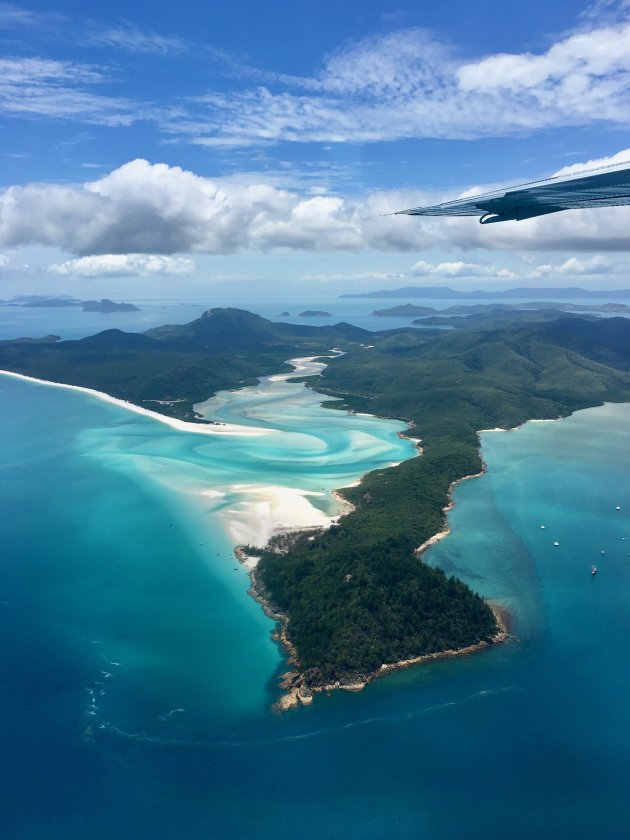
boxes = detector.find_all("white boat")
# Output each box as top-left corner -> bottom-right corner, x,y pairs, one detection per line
591,566 -> 598,576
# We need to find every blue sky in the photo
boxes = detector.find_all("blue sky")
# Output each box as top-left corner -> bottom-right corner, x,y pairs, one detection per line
2,0 -> 630,299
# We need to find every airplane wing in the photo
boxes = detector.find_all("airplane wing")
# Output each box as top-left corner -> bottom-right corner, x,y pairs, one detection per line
395,162 -> 630,224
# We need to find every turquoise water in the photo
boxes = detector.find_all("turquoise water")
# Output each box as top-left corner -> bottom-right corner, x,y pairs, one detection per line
1,365 -> 630,837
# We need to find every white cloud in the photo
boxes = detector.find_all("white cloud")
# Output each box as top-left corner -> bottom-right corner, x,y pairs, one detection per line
526,256 -> 623,277
0,57 -> 138,125
2,156 -> 630,259
0,159 -> 369,254
0,2 -> 36,26
0,2 -> 66,30
48,254 -> 196,277
171,19 -> 630,147
297,271 -> 406,285
0,5 -> 187,55
5,13 -> 630,149
581,0 -> 630,24
83,22 -> 187,55
410,260 -> 515,278
553,148 -> 630,176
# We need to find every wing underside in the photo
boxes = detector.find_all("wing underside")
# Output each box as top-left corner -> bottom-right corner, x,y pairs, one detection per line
396,164 -> 630,224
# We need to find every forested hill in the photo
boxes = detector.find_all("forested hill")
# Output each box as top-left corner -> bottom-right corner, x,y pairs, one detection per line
144,307 -> 370,347
255,314 -> 630,688
0,308 -> 378,422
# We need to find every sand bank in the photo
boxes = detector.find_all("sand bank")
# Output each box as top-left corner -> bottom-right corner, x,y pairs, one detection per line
224,483 -> 352,557
0,370 -> 276,437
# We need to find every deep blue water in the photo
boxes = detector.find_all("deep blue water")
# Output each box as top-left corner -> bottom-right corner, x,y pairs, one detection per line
1,303 -> 629,838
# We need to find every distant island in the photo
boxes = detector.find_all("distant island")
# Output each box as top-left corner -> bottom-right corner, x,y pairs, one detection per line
1,306 -> 629,708
81,299 -> 140,312
1,295 -> 140,312
341,285 -> 630,300
298,310 -> 332,317
373,303 -> 437,316
374,301 -> 630,317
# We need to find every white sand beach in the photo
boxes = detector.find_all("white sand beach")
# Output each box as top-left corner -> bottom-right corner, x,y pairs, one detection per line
0,370 -> 277,437
218,483 -> 350,552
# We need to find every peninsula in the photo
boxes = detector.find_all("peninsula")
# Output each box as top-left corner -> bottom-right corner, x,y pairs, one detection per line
2,307 -> 629,705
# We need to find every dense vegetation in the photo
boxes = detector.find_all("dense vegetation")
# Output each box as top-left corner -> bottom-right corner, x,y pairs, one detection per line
3,307 -> 630,688
255,444 -> 496,686
0,308 -> 367,422
257,313 -> 630,684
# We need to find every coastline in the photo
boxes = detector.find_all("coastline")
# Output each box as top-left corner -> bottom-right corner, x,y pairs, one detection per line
415,466 -> 486,557
1,362 -> 392,557
247,552 -> 511,712
3,362 -> 515,714
242,434 -> 511,713
246,414 -> 551,712
0,369 -> 276,438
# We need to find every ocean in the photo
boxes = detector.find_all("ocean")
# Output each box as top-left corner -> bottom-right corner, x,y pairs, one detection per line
0,299 -> 629,838
2,290 -> 629,341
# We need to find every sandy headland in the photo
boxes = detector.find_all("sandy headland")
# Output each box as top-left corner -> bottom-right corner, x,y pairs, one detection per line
219,483 -> 354,553
241,422 -> 518,713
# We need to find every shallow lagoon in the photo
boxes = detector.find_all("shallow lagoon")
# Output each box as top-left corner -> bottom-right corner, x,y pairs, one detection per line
1,364 -> 629,839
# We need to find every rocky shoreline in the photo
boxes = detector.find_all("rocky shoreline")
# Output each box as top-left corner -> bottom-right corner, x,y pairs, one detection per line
242,542 -> 511,713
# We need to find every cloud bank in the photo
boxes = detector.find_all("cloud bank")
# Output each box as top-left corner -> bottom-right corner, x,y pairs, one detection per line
49,254 -> 195,277
3,157 -> 630,259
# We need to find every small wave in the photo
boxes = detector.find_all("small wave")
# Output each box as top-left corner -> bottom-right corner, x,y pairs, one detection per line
158,708 -> 186,721
94,685 -> 516,751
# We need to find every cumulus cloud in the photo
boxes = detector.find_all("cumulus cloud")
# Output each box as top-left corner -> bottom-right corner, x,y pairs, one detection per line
2,157 -> 630,258
553,149 -> 630,177
410,260 -> 515,278
407,256 -> 627,282
0,159 -> 369,255
48,253 -> 195,277
526,256 -> 624,277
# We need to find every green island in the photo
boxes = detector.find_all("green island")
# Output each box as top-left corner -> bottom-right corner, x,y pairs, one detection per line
2,306 -> 630,708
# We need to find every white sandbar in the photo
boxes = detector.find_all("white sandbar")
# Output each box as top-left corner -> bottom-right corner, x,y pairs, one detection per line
218,483 -> 350,552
